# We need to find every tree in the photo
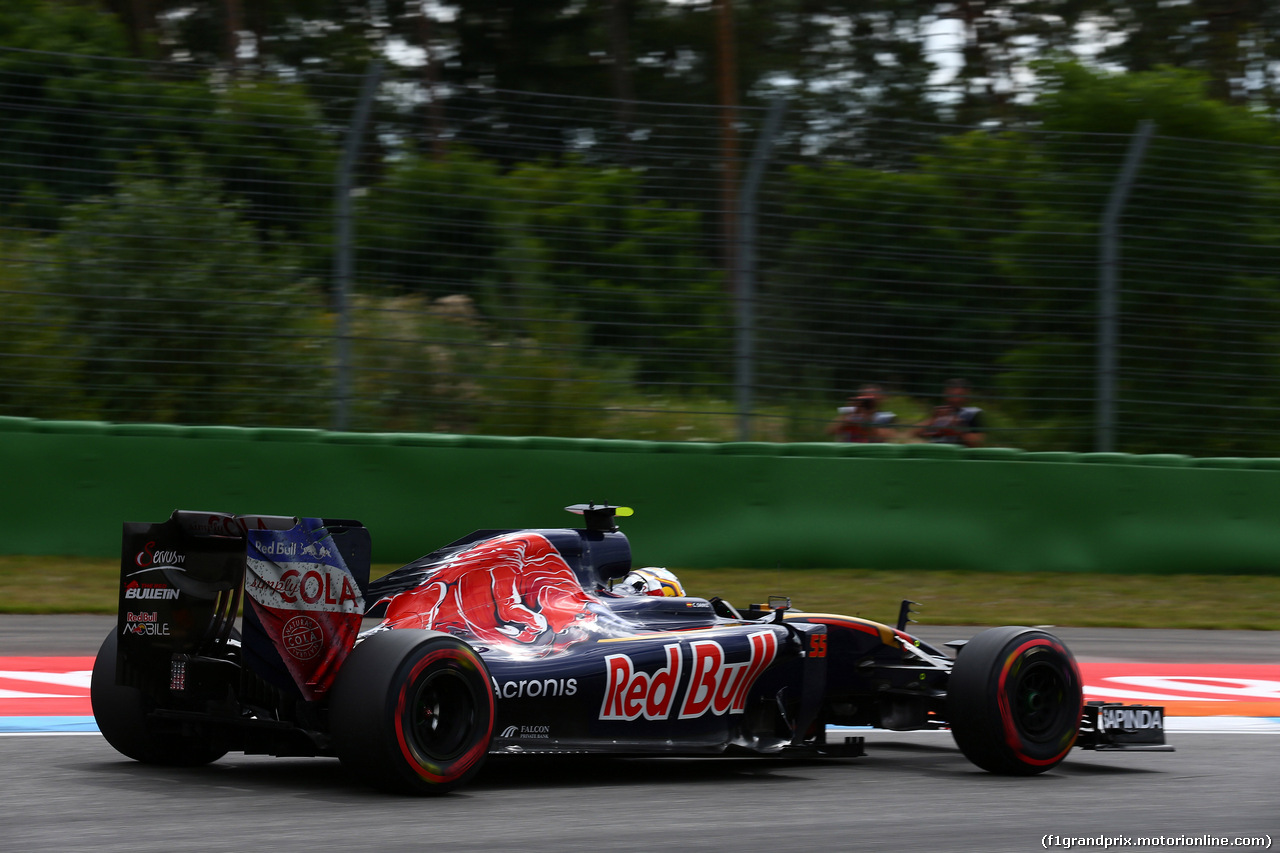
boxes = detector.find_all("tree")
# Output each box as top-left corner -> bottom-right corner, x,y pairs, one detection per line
762,62 -> 1280,453
1070,0 -> 1280,106
0,1 -> 134,227
355,148 -> 507,299
995,64 -> 1280,452
75,0 -> 1280,146
497,157 -> 724,385
354,149 -> 722,386
33,158 -> 329,426
0,239 -> 82,418
201,80 -> 338,243
767,152 -> 1019,401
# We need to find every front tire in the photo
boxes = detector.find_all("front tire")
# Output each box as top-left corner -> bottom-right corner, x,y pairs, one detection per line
329,630 -> 494,795
947,626 -> 1082,775
90,630 -> 227,766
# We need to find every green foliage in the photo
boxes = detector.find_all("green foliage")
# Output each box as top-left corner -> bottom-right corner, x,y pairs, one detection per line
30,157 -> 328,425
341,292 -> 631,438
0,20 -> 336,243
356,151 -> 722,389
0,0 -> 130,56
356,149 -> 506,300
498,158 -> 724,385
0,4 -> 133,224
11,17 -> 1280,455
770,158 -> 1010,396
0,239 -> 84,418
1065,0 -> 1280,106
473,334 -> 632,438
1006,64 -> 1280,454
1034,62 -> 1280,143
341,293 -> 492,435
69,0 -> 1280,148
759,64 -> 1280,454
202,81 -> 338,241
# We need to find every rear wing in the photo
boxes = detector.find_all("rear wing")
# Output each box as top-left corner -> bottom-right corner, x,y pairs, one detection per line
116,510 -> 371,700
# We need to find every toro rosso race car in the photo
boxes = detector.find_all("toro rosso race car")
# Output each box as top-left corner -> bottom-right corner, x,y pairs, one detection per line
92,505 -> 1170,794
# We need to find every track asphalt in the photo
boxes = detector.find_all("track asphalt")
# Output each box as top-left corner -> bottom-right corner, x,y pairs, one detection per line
3,617 -> 1275,853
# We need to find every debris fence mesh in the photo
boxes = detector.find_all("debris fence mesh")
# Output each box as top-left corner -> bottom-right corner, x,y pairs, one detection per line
3,46 -> 1280,454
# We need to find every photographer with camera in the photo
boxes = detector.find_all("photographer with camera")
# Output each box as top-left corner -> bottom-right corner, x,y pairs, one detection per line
826,384 -> 896,443
915,378 -> 985,447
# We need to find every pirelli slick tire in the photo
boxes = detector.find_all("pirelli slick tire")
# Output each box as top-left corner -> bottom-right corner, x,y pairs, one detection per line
90,631 -> 227,766
329,630 -> 495,795
947,626 -> 1083,775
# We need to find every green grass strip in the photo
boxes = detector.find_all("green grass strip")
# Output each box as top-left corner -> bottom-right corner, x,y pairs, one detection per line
2,556 -> 1276,630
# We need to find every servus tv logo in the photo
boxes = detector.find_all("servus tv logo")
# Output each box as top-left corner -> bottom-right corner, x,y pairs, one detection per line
134,541 -> 186,570
600,630 -> 779,721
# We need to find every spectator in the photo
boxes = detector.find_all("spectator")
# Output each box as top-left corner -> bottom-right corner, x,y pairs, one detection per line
916,379 -> 985,447
826,384 -> 896,443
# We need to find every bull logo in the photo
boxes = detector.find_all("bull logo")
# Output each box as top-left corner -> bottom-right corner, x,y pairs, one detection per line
380,532 -> 600,652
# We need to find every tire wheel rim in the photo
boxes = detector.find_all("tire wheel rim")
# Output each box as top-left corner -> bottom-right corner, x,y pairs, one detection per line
1010,659 -> 1070,740
407,667 -> 477,762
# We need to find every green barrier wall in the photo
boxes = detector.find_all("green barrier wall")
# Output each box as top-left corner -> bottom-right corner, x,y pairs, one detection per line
2,416 -> 1278,574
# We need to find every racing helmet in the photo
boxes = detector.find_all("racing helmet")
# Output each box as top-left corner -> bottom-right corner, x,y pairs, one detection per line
610,567 -> 685,597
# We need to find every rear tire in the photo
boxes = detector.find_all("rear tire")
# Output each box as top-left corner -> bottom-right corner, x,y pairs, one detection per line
947,626 -> 1082,775
329,630 -> 494,795
90,631 -> 227,766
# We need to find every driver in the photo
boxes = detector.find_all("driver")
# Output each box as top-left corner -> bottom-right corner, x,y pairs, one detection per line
608,567 -> 685,597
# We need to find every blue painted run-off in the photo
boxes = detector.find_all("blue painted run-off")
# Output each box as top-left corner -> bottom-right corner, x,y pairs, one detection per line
0,716 -> 98,733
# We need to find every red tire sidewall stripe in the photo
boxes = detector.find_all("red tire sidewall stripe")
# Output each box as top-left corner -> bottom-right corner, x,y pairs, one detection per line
995,637 -> 1081,767
393,646 -> 495,784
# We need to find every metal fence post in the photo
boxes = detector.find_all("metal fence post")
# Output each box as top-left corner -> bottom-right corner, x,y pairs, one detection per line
735,96 -> 787,442
1097,119 -> 1154,453
332,60 -> 383,432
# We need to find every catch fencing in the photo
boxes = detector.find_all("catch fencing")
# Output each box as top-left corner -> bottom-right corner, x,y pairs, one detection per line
3,46 -> 1280,455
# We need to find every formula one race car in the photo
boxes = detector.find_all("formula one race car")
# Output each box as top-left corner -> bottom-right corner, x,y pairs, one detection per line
92,505 -> 1170,794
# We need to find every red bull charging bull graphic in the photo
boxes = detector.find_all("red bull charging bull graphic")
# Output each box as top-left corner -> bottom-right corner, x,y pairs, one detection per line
379,532 -> 602,654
